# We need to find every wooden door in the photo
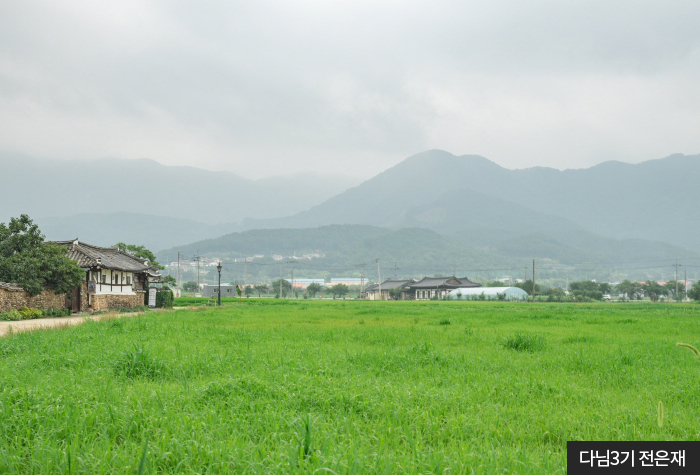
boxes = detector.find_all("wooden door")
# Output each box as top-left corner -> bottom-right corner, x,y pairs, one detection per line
70,288 -> 80,313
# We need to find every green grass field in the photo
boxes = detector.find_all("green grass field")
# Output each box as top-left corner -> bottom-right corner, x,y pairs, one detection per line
1,300 -> 699,474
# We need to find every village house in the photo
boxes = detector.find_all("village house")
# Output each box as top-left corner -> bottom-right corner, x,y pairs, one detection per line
408,276 -> 481,300
364,279 -> 416,300
365,276 -> 482,300
53,240 -> 161,312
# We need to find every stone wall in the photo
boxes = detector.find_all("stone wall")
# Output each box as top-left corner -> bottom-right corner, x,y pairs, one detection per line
0,286 -> 66,313
89,292 -> 145,312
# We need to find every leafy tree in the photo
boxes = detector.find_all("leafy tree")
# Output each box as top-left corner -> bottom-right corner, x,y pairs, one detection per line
688,281 -> 700,301
160,275 -> 176,286
272,279 -> 291,298
328,283 -> 349,299
182,281 -> 199,292
306,283 -> 323,298
616,280 -> 642,300
244,285 -> 253,298
484,281 -> 507,287
542,287 -> 566,302
642,281 -> 667,302
569,281 -> 604,301
114,243 -> 164,270
664,280 -> 686,301
513,280 -> 541,295
0,215 -> 84,297
254,284 -> 268,297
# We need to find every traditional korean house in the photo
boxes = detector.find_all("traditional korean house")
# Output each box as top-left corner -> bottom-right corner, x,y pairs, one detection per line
53,240 -> 161,312
407,276 -> 481,300
365,279 -> 417,300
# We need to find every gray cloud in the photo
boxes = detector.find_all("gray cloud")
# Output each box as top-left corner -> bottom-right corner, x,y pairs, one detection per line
1,0 -> 699,178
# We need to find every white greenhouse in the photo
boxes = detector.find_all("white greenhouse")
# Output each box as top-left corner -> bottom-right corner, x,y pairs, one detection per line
446,287 -> 529,301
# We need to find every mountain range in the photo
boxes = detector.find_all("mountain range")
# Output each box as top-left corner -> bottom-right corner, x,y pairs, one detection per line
0,151 -> 360,225
3,149 -> 699,278
241,150 -> 700,253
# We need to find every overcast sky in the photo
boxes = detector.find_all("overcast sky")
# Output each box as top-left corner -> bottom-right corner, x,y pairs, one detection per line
1,1 -> 699,179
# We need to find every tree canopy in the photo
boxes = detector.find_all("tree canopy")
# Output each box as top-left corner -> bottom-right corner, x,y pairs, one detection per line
327,283 -> 349,299
271,279 -> 291,297
688,281 -> 700,302
615,280 -> 642,300
0,215 -> 84,296
568,281 -> 607,301
182,281 -> 199,292
513,280 -> 540,295
306,283 -> 323,297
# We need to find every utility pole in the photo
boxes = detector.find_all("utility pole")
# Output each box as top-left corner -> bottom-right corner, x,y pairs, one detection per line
376,258 -> 381,300
393,262 -> 399,280
176,251 -> 180,289
673,260 -> 682,302
532,259 -> 536,302
358,263 -> 366,296
192,253 -> 201,289
288,260 -> 297,299
509,269 -> 512,287
685,269 -> 688,301
244,258 -> 249,288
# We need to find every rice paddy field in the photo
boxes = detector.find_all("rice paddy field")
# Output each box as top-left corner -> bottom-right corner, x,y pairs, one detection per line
1,300 -> 700,474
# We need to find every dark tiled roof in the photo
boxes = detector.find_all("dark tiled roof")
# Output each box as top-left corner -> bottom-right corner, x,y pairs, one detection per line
0,282 -> 24,292
52,240 -> 160,274
408,276 -> 481,289
457,276 -> 481,287
376,279 -> 416,290
364,283 -> 379,292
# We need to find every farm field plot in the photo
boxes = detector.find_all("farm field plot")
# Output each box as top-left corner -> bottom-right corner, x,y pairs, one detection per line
1,301 -> 700,474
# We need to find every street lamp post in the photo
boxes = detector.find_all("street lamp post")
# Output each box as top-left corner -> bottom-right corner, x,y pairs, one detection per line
216,262 -> 222,306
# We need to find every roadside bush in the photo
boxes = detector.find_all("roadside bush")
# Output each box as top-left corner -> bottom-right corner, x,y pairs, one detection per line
0,309 -> 22,321
156,289 -> 174,308
41,308 -> 71,318
19,306 -> 42,320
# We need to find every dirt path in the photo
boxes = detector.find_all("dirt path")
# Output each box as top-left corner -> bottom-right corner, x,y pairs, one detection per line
0,307 -> 183,337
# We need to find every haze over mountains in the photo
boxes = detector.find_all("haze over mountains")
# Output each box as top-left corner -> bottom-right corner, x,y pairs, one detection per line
0,151 -> 360,225
243,150 -> 700,253
3,149 -> 699,276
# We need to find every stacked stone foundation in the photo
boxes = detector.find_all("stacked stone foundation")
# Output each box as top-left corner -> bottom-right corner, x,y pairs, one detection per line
89,292 -> 145,312
0,287 -> 66,313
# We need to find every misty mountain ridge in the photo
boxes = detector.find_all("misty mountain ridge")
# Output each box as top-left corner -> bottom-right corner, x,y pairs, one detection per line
4,149 -> 699,272
239,150 -> 700,253
0,151 -> 361,225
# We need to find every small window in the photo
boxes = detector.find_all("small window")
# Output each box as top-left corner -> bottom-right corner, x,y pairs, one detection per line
126,276 -> 131,285
101,275 -> 106,283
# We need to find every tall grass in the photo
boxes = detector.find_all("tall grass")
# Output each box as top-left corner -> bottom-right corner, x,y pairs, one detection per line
0,300 -> 698,473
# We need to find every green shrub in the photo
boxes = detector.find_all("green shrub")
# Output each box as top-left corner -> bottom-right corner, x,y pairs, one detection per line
0,309 -> 22,321
19,306 -> 42,320
156,290 -> 174,308
41,308 -> 71,318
